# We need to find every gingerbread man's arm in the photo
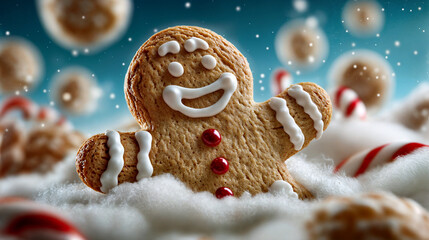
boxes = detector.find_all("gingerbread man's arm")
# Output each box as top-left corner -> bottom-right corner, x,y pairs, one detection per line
255,82 -> 332,160
76,131 -> 150,193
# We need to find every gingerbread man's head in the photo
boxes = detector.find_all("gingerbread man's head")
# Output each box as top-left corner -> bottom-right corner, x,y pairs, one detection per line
125,26 -> 254,129
76,26 -> 332,198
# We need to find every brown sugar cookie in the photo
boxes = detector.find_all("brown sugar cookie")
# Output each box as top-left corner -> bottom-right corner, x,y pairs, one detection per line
306,192 -> 429,240
76,26 -> 332,198
51,67 -> 99,115
21,126 -> 85,174
0,96 -> 85,177
37,0 -> 131,50
0,40 -> 41,94
340,61 -> 387,108
290,31 -> 317,62
0,122 -> 26,177
0,122 -> 85,177
396,97 -> 429,130
329,50 -> 393,112
275,20 -> 328,69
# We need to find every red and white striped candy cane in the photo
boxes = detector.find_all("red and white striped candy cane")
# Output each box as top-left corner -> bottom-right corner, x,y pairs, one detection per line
334,142 -> 429,177
271,68 -> 292,96
332,86 -> 366,120
0,197 -> 86,240
0,97 -> 37,120
0,97 -> 70,127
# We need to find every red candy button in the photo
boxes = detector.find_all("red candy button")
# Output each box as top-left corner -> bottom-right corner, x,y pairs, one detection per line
201,129 -> 221,147
215,187 -> 234,199
211,157 -> 229,175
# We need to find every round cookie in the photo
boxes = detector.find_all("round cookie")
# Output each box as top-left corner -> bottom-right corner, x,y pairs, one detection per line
0,39 -> 42,94
0,96 -> 85,177
329,50 -> 394,112
76,26 -> 332,198
342,0 -> 385,37
51,67 -> 99,115
306,192 -> 429,240
275,20 -> 328,70
22,126 -> 85,174
0,122 -> 26,178
37,0 -> 132,51
397,98 -> 429,130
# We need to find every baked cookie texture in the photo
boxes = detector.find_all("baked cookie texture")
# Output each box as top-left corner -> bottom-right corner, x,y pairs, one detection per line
306,192 -> 429,240
76,26 -> 332,198
0,122 -> 85,177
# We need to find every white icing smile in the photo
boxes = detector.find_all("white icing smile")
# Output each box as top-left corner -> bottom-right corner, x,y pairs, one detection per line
163,73 -> 237,118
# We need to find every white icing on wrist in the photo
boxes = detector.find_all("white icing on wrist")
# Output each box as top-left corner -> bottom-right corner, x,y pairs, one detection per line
201,55 -> 217,70
163,72 -> 237,118
269,180 -> 298,198
184,37 -> 209,52
168,62 -> 184,77
158,41 -> 180,56
100,130 -> 124,193
135,131 -> 153,180
288,85 -> 324,139
269,97 -> 304,150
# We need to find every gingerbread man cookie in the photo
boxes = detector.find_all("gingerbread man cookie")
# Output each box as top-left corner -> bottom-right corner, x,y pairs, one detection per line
76,26 -> 332,198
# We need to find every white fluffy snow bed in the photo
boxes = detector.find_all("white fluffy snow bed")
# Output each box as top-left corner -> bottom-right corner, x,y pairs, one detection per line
2,84 -> 429,239
1,130 -> 429,239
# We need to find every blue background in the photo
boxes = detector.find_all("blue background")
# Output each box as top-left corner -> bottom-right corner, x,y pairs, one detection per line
0,0 -> 427,134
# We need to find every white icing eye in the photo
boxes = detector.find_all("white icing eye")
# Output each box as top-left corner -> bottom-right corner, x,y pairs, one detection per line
201,55 -> 217,70
168,62 -> 184,77
158,41 -> 180,56
184,37 -> 209,52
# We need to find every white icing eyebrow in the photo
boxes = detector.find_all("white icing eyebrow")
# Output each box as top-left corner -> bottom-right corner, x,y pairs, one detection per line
184,37 -> 209,52
158,41 -> 180,56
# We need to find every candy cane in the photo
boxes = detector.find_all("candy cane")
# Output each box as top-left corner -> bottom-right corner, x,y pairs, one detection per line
271,68 -> 292,96
334,142 -> 429,177
0,97 -> 37,120
0,97 -> 70,127
332,86 -> 366,120
0,197 -> 86,240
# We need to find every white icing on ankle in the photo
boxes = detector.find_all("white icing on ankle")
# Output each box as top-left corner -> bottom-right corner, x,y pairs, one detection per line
201,55 -> 216,70
163,72 -> 237,118
184,37 -> 209,52
288,85 -> 324,139
135,131 -> 153,180
100,130 -> 124,193
269,180 -> 298,198
168,62 -> 184,77
158,41 -> 180,56
269,97 -> 304,150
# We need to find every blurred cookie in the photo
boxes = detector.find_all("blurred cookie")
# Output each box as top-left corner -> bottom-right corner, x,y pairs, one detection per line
307,192 -> 429,240
329,50 -> 394,112
51,67 -> 100,115
37,0 -> 132,51
0,38 -> 42,94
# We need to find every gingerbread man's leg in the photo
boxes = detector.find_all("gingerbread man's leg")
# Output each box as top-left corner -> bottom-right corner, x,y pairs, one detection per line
76,130 -> 153,193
